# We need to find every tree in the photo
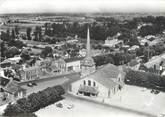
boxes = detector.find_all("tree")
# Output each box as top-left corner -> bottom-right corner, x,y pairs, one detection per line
11,29 -> 16,40
14,25 -> 20,36
5,46 -> 20,58
26,27 -> 32,40
6,29 -> 10,42
20,49 -> 31,61
40,46 -> 53,58
34,26 -> 42,41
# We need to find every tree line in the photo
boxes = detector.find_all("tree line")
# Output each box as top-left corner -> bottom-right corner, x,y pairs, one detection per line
3,85 -> 65,116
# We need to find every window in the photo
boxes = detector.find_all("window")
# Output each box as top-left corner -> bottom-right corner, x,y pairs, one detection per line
68,66 -> 73,71
88,80 -> 91,86
93,82 -> 96,87
84,80 -> 86,85
118,77 -> 120,82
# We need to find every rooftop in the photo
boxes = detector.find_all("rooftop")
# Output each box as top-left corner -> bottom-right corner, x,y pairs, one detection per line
85,64 -> 123,89
65,57 -> 84,63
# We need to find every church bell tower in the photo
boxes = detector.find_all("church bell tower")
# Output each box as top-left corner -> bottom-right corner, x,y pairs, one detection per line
81,27 -> 96,78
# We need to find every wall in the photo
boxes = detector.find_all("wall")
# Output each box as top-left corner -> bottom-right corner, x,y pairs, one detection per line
66,61 -> 81,72
71,78 -> 109,98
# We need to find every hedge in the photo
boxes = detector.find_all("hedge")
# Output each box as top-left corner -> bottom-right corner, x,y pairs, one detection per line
125,70 -> 165,91
3,85 -> 65,116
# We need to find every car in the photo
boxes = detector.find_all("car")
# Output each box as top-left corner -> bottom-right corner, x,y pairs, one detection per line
27,83 -> 33,87
154,90 -> 160,94
56,103 -> 63,108
151,89 -> 155,93
67,104 -> 74,109
32,82 -> 37,86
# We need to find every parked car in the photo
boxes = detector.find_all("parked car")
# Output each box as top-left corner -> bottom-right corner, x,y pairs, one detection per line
56,103 -> 63,108
27,83 -> 33,87
32,82 -> 37,86
151,89 -> 160,94
67,104 -> 74,109
154,90 -> 160,94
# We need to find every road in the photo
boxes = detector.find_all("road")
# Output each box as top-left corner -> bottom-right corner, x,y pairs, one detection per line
20,72 -> 80,95
19,72 -> 164,117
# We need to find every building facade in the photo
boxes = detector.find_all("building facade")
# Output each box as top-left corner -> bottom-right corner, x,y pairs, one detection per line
70,64 -> 125,99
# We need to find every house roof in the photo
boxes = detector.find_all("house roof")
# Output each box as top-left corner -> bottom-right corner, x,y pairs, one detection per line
5,81 -> 26,95
65,57 -> 84,63
85,64 -> 122,89
128,60 -> 139,67
161,71 -> 165,76
0,76 -> 10,87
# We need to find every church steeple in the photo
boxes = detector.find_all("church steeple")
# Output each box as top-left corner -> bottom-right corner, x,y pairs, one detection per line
86,27 -> 91,57
81,27 -> 96,78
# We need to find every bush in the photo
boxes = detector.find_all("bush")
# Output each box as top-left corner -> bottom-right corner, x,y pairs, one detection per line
125,70 -> 165,91
4,85 -> 65,116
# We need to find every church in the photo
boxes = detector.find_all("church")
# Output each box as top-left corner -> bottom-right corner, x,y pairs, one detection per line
69,28 -> 125,99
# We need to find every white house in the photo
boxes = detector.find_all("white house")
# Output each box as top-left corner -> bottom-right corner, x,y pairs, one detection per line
104,38 -> 123,48
65,57 -> 84,72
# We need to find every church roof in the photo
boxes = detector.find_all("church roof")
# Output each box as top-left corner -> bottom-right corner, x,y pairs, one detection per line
85,64 -> 123,89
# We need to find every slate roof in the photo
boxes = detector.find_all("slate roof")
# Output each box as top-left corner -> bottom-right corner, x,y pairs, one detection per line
85,64 -> 122,89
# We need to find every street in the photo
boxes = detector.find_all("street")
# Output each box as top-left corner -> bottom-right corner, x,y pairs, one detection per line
20,72 -> 80,95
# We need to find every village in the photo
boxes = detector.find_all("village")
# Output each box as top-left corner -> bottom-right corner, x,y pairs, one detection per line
0,13 -> 165,117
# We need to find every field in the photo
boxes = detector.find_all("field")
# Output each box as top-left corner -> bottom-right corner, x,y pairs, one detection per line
0,23 -> 43,33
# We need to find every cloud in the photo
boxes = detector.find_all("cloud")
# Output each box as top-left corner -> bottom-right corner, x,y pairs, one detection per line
0,0 -> 165,14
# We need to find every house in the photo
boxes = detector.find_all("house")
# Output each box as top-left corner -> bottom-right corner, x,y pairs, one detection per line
65,57 -> 84,72
127,59 -> 140,70
139,39 -> 150,46
79,49 -> 86,57
0,79 -> 26,104
36,58 -> 66,75
104,37 -> 123,48
51,58 -> 66,74
128,45 -> 139,51
161,70 -> 165,76
19,65 -> 40,82
144,56 -> 163,70
69,64 -> 125,98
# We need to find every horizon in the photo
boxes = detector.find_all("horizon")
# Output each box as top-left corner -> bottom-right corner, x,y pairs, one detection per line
0,0 -> 165,14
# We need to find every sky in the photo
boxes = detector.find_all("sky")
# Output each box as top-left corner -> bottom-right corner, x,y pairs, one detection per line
0,0 -> 165,14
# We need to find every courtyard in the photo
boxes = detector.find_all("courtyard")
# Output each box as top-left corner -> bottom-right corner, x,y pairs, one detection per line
36,85 -> 165,117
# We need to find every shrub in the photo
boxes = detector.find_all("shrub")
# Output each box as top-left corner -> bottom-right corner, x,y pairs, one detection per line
4,85 -> 65,116
125,70 -> 165,91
